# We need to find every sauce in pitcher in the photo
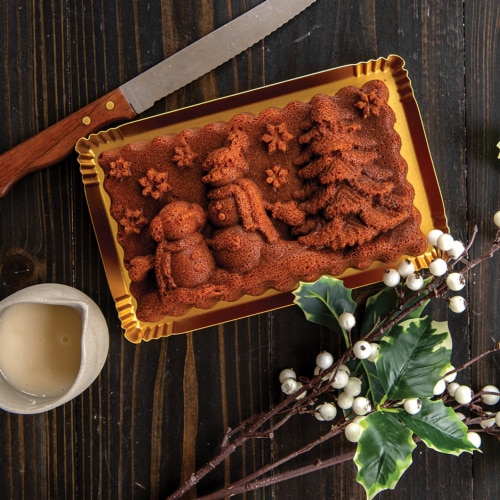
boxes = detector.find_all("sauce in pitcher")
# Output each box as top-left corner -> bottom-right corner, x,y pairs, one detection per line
0,303 -> 82,397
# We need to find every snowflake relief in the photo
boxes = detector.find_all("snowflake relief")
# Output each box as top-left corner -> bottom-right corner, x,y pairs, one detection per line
172,136 -> 196,168
139,168 -> 171,199
109,157 -> 132,180
265,165 -> 289,190
119,208 -> 148,235
354,90 -> 383,118
261,123 -> 294,153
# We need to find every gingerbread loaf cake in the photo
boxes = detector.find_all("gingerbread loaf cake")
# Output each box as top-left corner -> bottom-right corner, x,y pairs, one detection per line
98,80 -> 427,321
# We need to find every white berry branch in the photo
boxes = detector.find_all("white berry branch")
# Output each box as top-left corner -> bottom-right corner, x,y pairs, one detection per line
166,213 -> 500,500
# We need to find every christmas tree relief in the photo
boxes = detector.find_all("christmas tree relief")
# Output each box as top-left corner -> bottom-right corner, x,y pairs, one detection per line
293,92 -> 410,251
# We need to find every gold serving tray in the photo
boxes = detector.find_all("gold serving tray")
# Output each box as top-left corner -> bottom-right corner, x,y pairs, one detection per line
76,55 -> 447,343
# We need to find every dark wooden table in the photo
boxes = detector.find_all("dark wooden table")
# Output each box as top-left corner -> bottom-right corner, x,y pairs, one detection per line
1,1 -> 499,498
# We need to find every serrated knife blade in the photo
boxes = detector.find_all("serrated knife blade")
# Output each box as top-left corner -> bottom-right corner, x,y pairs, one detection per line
0,0 -> 317,197
121,0 -> 317,114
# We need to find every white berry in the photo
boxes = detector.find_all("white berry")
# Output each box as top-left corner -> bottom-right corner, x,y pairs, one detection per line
494,210 -> 500,228
446,273 -> 465,291
316,402 -> 337,421
427,229 -> 443,246
344,377 -> 362,397
352,397 -> 372,416
480,415 -> 496,429
449,295 -> 467,313
337,364 -> 350,376
397,259 -> 415,278
353,340 -> 372,360
447,382 -> 460,397
367,343 -> 380,362
331,370 -> 350,389
467,431 -> 481,449
314,365 -> 332,381
345,421 -> 363,443
337,392 -> 354,410
316,351 -> 334,370
437,233 -> 454,252
480,385 -> 500,405
403,398 -> 422,415
433,379 -> 446,395
383,268 -> 401,287
294,382 -> 307,399
279,368 -> 297,384
429,258 -> 448,276
454,385 -> 473,405
443,366 -> 457,383
281,378 -> 298,395
406,272 -> 424,291
338,312 -> 356,331
496,411 -> 500,427
448,240 -> 466,259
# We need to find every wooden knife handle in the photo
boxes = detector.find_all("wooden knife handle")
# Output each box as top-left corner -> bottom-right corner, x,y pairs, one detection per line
0,88 -> 137,198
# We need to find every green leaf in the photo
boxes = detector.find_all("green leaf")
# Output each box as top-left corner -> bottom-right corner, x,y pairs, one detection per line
292,276 -> 356,335
360,281 -> 431,338
361,359 -> 386,405
376,316 -> 452,399
397,399 -> 478,455
360,286 -> 399,337
354,412 -> 416,499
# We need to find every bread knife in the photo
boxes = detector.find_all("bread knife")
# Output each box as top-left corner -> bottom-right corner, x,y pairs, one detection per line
0,0 -> 317,197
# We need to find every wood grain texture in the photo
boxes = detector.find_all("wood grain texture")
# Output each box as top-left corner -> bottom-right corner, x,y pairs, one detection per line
465,2 -> 500,499
0,1 -> 498,499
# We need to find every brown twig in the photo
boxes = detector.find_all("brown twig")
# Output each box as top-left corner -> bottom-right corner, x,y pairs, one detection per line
198,450 -> 356,500
446,342 -> 500,379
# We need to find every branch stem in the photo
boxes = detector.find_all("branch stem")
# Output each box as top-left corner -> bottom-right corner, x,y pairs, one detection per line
199,450 -> 356,500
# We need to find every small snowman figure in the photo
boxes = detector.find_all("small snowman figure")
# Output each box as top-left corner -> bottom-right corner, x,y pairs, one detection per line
201,131 -> 279,273
150,201 -> 215,293
128,201 -> 215,295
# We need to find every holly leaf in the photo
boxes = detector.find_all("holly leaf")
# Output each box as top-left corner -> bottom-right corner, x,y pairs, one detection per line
397,399 -> 478,455
354,412 -> 416,499
360,281 -> 432,337
376,316 -> 452,399
293,276 -> 356,335
361,359 -> 386,405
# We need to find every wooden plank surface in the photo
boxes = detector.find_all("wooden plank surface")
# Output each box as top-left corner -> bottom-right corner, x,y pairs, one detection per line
0,1 -> 498,499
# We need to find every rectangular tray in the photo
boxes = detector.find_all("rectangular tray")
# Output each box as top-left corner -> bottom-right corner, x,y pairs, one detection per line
76,54 -> 447,343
